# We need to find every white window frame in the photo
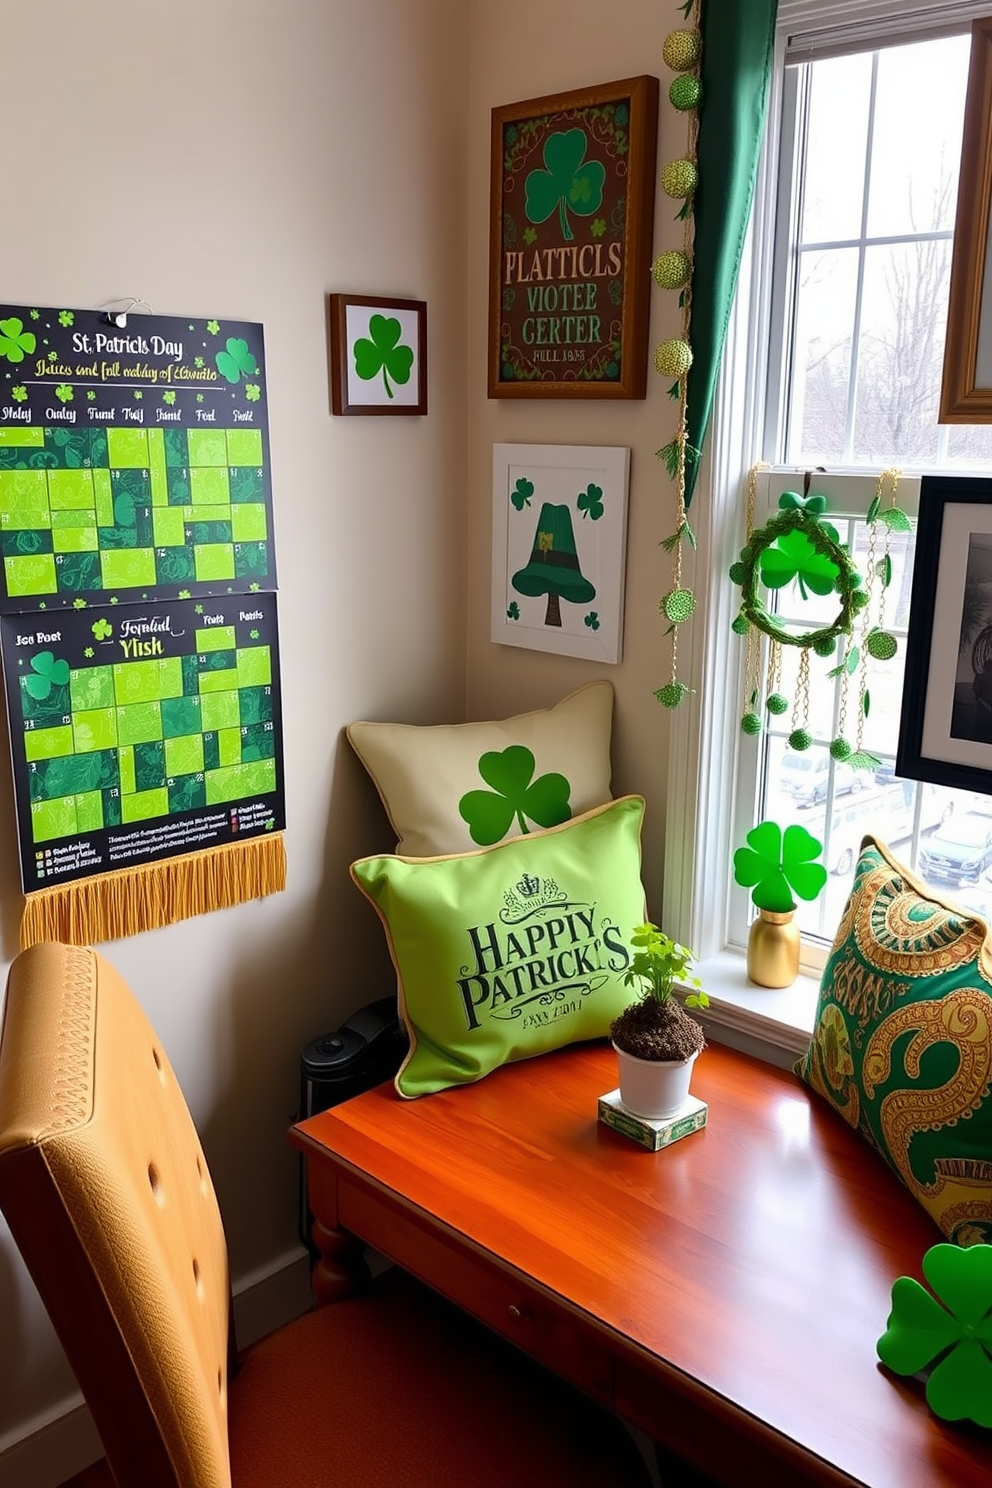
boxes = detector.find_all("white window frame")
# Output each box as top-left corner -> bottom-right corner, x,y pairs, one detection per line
663,0 -> 992,1065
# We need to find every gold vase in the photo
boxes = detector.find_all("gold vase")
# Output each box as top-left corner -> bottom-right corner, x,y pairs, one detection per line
747,909 -> 800,988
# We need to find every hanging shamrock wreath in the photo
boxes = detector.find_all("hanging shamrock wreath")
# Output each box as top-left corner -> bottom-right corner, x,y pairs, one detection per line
730,466 -> 907,771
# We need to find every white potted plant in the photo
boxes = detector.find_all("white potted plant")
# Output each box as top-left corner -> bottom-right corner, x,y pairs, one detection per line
610,923 -> 709,1119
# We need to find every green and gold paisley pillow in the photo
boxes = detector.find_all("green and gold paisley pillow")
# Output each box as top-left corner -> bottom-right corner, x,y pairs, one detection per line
797,836 -> 992,1246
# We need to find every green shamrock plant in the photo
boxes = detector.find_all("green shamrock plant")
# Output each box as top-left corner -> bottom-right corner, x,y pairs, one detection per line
524,128 -> 605,242
353,316 -> 413,399
215,337 -> 258,385
877,1242 -> 992,1427
91,618 -> 113,641
511,477 -> 534,511
23,651 -> 70,701
733,819 -> 826,913
458,745 -> 571,846
760,527 -> 840,600
0,317 -> 37,364
577,483 -> 604,520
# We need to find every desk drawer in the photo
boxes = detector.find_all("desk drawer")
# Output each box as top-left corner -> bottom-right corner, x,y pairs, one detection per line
339,1178 -> 614,1403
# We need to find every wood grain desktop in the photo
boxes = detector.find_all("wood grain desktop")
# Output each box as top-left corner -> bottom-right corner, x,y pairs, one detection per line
291,1040 -> 992,1488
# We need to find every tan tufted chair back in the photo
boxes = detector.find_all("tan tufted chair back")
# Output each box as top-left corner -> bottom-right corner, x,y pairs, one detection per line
0,942 -> 232,1488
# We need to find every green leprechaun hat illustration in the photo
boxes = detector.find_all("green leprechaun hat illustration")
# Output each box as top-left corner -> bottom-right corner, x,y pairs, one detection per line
512,503 -> 595,627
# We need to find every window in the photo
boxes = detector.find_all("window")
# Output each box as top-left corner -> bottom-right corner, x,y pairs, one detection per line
664,3 -> 992,1048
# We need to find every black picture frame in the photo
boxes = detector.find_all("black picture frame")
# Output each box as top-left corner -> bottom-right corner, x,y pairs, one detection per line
897,474 -> 992,794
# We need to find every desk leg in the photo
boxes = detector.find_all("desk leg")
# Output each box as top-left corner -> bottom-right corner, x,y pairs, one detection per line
310,1216 -> 372,1305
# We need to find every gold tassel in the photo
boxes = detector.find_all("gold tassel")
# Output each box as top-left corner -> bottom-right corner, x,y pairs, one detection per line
20,832 -> 287,949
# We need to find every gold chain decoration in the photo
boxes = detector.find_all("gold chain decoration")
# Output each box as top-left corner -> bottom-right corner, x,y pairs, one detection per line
654,0 -> 703,711
829,467 -> 903,767
730,463 -> 908,773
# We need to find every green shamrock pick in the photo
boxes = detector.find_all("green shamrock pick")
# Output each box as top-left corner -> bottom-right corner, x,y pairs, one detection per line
877,1242 -> 992,1428
733,820 -> 826,913
23,651 -> 70,702
458,745 -> 571,846
353,315 -> 413,400
524,128 -> 605,242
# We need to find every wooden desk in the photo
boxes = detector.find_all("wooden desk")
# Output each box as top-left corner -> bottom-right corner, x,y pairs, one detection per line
290,1040 -> 992,1488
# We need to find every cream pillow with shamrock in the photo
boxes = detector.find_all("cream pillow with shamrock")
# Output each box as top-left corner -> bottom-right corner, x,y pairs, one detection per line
346,682 -> 613,858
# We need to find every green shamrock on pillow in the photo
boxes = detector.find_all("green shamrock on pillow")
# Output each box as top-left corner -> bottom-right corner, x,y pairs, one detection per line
458,745 -> 571,846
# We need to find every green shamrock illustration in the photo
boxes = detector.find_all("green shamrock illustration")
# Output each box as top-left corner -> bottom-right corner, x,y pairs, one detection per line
11,386 -> 27,402
72,598 -> 87,609
86,390 -> 96,401
506,601 -> 520,621
245,383 -> 261,402
195,604 -> 204,615
163,390 -> 176,406
29,309 -> 40,320
109,596 -> 118,605
590,218 -> 606,238
91,618 -> 113,641
54,384 -> 73,404
524,128 -> 605,242
194,356 -> 204,368
134,390 -> 142,400
249,582 -> 260,592
584,611 -> 600,630
511,477 -> 534,511
23,651 -> 71,701
215,337 -> 258,385
0,317 -> 37,364
83,647 -> 94,658
47,349 -> 58,363
759,527 -> 840,600
877,1242 -> 992,1427
206,320 -> 220,335
249,628 -> 260,639
733,820 -> 826,913
196,393 -> 205,403
522,226 -> 538,245
58,310 -> 74,327
458,745 -> 571,846
353,316 -> 413,399
577,483 -> 604,520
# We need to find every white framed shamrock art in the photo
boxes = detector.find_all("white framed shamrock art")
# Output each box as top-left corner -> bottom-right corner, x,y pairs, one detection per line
491,442 -> 630,663
327,294 -> 427,416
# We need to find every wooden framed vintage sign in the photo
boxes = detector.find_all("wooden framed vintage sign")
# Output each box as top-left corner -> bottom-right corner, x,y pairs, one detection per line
488,76 -> 659,400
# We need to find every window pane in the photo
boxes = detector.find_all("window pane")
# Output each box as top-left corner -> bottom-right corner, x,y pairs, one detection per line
866,37 -> 969,239
790,247 -> 858,463
851,240 -> 951,465
801,53 -> 872,242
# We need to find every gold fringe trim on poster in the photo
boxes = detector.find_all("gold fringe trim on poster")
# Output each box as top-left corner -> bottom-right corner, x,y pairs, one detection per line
20,832 -> 287,949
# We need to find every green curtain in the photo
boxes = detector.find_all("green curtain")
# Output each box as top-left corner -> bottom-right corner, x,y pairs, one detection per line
684,0 -> 779,506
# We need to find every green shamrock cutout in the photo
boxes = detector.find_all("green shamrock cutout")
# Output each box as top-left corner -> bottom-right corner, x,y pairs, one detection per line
506,601 -> 520,620
206,319 -> 220,335
163,390 -> 176,406
215,337 -> 258,385
23,651 -> 70,701
0,317 -> 37,364
58,310 -> 74,327
12,386 -> 27,402
584,611 -> 600,630
55,384 -> 73,404
245,383 -> 261,402
733,819 -> 826,913
353,316 -> 413,399
511,477 -> 534,511
760,527 -> 840,600
91,618 -> 113,641
458,745 -> 571,846
524,129 -> 605,242
577,483 -> 604,520
877,1243 -> 992,1427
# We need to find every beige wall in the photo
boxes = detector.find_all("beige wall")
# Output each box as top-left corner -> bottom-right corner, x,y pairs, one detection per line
1,0 -> 687,1473
465,0 -> 682,915
0,0 -> 468,1464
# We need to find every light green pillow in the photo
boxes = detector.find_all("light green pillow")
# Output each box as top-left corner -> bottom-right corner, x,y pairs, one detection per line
346,682 -> 614,857
351,795 -> 646,1098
